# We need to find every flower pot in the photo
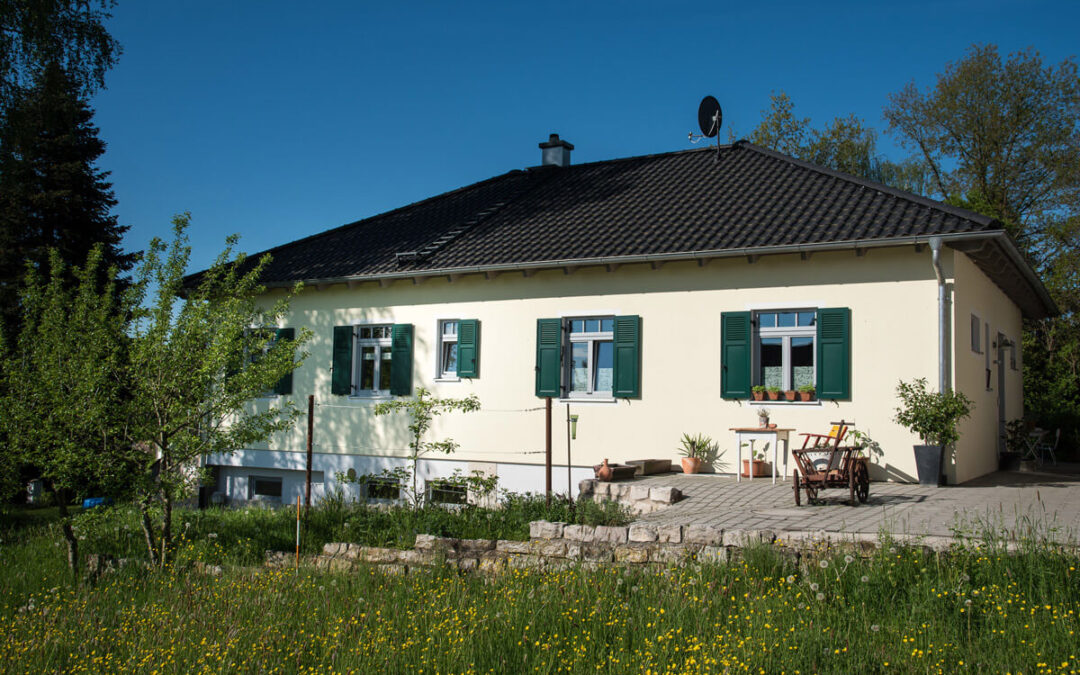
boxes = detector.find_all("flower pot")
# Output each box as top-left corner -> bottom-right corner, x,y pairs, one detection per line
594,458 -> 613,482
784,390 -> 796,401
913,445 -> 943,486
766,391 -> 781,401
741,459 -> 770,478
758,416 -> 770,428
752,391 -> 765,401
798,391 -> 814,402
681,457 -> 703,474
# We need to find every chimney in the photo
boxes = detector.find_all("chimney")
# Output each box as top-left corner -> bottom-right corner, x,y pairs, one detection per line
539,133 -> 574,167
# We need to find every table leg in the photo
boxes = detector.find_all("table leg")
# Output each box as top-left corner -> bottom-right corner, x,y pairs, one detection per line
736,433 -> 742,483
772,437 -> 778,485
748,439 -> 754,482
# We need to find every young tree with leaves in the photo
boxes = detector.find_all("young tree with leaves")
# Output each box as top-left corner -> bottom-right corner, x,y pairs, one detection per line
124,214 -> 310,565
0,245 -> 134,573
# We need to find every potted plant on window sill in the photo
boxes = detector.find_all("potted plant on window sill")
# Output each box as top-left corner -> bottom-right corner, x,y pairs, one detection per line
766,386 -> 781,401
797,385 -> 815,402
678,432 -> 715,474
740,442 -> 771,477
784,389 -> 797,401
894,378 -> 973,487
752,385 -> 766,401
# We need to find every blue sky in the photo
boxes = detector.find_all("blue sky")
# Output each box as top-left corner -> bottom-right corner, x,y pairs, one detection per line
91,0 -> 1079,272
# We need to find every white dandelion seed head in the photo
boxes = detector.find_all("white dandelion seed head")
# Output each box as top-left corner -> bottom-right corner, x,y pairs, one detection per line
809,582 -> 819,592
786,575 -> 796,584
964,599 -> 972,607
818,560 -> 829,569
871,624 -> 880,632
860,575 -> 870,583
844,555 -> 853,564
816,592 -> 825,601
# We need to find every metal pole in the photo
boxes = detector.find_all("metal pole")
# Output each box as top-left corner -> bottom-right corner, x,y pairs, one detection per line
566,404 -> 572,499
545,397 -> 552,506
295,494 -> 300,572
305,395 -> 314,510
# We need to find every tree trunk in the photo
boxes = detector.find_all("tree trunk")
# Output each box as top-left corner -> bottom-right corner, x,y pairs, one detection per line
137,496 -> 159,566
51,487 -> 79,574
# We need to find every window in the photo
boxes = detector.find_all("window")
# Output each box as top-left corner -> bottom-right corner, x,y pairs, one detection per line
985,324 -> 992,390
438,320 -> 459,378
355,325 -> 394,395
1010,342 -> 1018,371
427,479 -> 467,505
248,327 -> 294,397
566,317 -> 615,397
363,477 -> 400,502
754,310 -> 816,391
248,476 -> 282,501
971,314 -> 982,353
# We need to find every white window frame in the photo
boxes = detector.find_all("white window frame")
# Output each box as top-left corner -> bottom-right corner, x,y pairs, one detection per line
352,324 -> 393,397
363,476 -> 402,503
752,309 -> 817,392
564,316 -> 615,399
426,478 -> 468,506
436,319 -> 460,381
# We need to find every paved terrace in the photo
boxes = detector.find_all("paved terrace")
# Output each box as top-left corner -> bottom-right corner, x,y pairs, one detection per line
628,469 -> 1080,544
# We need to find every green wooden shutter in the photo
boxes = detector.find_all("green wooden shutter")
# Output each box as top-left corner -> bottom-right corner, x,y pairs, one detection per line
535,318 -> 562,397
816,307 -> 851,399
612,315 -> 641,398
273,327 -> 295,395
457,319 -> 479,378
721,311 -> 752,399
331,326 -> 353,395
390,323 -> 414,396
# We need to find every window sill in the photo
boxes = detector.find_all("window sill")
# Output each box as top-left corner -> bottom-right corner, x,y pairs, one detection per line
746,400 -> 823,407
558,397 -> 617,405
433,377 -> 462,383
348,394 -> 393,402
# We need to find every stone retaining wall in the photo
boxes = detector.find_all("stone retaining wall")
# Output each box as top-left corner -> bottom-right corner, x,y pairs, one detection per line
279,521 -> 1009,576
577,479 -> 681,514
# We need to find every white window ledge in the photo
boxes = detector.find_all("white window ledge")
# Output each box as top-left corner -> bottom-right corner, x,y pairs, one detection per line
433,377 -> 462,383
558,397 -> 617,405
746,400 -> 824,407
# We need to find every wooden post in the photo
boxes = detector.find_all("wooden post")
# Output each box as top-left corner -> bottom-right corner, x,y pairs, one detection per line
545,397 -> 552,506
305,394 -> 314,509
566,404 -> 572,499
295,494 -> 300,572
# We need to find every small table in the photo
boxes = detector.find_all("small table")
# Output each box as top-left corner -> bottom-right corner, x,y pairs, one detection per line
1022,428 -> 1048,463
730,427 -> 793,485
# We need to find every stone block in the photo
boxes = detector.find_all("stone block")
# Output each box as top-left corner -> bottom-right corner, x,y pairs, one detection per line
649,486 -> 681,504
455,558 -> 479,572
496,540 -> 531,554
698,545 -> 727,563
625,459 -> 672,475
531,540 -> 568,557
508,555 -> 544,570
322,542 -> 348,557
614,545 -> 650,563
650,544 -> 690,564
616,484 -> 633,499
395,549 -> 431,566
685,524 -> 724,546
633,502 -> 658,515
358,547 -> 400,564
325,557 -> 353,573
379,564 -> 406,575
580,544 -> 615,562
565,542 -> 583,559
563,524 -> 595,542
592,494 -> 607,504
479,553 -> 507,574
628,524 -> 658,543
578,479 -> 597,496
529,521 -> 564,540
657,524 -> 683,544
629,485 -> 652,501
458,538 -> 496,553
594,525 -> 628,545
594,482 -> 613,497
413,534 -> 437,551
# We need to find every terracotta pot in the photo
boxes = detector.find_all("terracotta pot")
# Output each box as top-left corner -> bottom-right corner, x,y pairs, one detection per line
681,457 -> 703,474
595,458 -> 613,481
741,459 -> 770,478
784,390 -> 797,401
752,391 -> 764,401
798,391 -> 814,401
766,391 -> 781,401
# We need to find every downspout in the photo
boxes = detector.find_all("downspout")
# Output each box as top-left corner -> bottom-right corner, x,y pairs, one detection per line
929,237 -> 946,394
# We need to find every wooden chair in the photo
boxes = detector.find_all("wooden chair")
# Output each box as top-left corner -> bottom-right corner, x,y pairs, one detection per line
799,423 -> 849,451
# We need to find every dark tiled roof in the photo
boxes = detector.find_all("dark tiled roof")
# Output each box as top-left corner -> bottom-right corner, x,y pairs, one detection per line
224,141 -> 1055,317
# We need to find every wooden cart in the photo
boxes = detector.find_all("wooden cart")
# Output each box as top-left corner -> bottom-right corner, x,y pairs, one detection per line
791,420 -> 869,506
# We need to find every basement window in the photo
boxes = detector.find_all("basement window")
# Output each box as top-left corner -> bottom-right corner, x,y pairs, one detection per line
363,477 -> 401,502
248,476 -> 282,502
427,479 -> 467,505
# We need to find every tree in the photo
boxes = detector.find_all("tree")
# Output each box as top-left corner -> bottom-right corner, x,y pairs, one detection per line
0,0 -> 120,103
370,387 -> 480,508
885,44 -> 1080,449
0,245 -> 133,573
124,214 -> 310,565
0,62 -> 132,340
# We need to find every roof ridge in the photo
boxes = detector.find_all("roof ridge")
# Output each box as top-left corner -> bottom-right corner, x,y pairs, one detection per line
735,141 -> 1000,230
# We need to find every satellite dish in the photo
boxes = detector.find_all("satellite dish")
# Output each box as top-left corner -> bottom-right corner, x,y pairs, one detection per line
698,96 -> 722,138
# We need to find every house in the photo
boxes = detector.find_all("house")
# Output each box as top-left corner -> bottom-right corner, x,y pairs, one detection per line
204,134 -> 1056,505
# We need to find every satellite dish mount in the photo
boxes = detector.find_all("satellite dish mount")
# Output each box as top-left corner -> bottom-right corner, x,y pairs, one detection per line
688,95 -> 723,160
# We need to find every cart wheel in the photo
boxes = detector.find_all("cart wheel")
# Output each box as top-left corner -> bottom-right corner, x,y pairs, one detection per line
856,462 -> 870,503
849,465 -> 858,505
792,469 -> 801,506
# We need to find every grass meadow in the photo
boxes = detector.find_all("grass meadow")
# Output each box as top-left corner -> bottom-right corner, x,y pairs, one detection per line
0,503 -> 1078,674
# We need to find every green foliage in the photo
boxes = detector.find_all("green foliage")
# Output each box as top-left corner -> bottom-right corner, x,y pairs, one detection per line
677,432 -> 713,460
894,378 -> 974,448
0,245 -> 135,570
797,384 -> 816,394
373,386 -> 481,507
123,214 -> 311,564
751,385 -> 766,394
